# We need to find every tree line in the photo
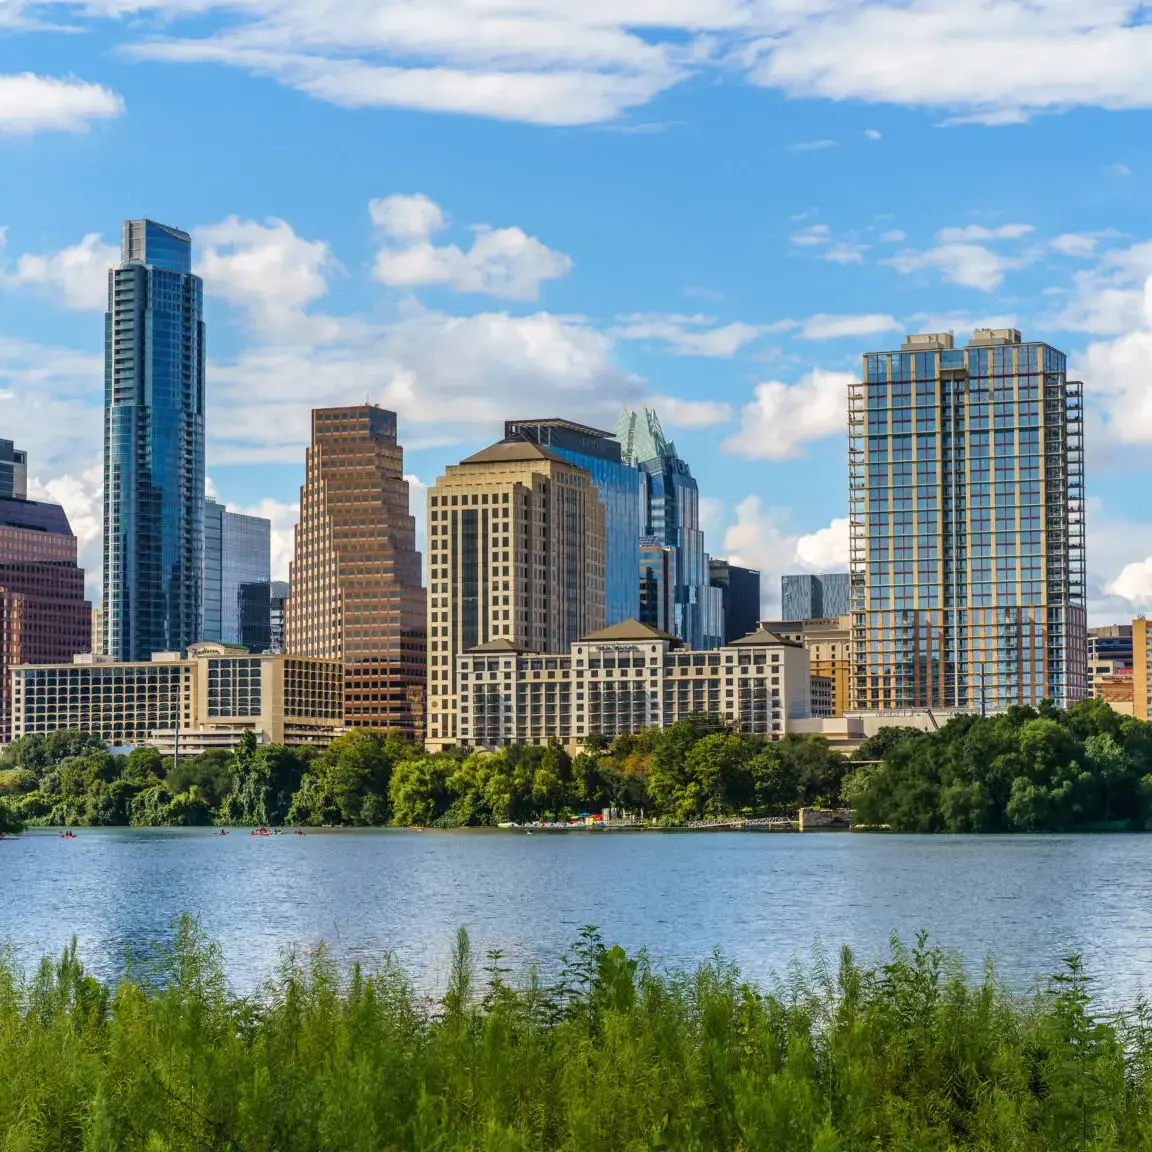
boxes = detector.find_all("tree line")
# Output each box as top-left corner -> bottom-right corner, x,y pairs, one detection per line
0,719 -> 846,830
6,697 -> 1152,833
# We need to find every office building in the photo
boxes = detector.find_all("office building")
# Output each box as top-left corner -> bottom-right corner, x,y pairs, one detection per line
505,418 -> 642,625
0,440 -> 27,500
268,581 -> 290,653
849,329 -> 1087,710
426,435 -> 606,750
202,498 -> 271,649
104,219 -> 205,661
616,408 -> 719,649
638,537 -> 674,633
709,559 -> 762,644
781,573 -> 850,621
0,495 -> 92,741
457,620 -> 810,750
12,642 -> 343,754
286,406 -> 426,735
762,616 -> 851,717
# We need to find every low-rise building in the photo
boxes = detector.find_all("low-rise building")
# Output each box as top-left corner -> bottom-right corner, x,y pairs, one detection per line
455,619 -> 810,750
11,641 -> 343,754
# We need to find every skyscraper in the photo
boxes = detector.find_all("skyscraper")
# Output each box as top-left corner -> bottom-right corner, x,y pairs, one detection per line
850,329 -> 1087,710
0,494 -> 91,741
286,405 -> 426,735
781,573 -> 850,621
616,408 -> 719,648
638,537 -> 673,633
505,418 -> 642,624
202,498 -> 271,648
103,219 -> 205,660
268,580 -> 290,653
426,435 -> 606,751
709,559 -> 762,643
0,440 -> 27,500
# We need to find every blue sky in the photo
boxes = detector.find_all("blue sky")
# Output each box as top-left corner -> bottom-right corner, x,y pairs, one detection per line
3,0 -> 1152,620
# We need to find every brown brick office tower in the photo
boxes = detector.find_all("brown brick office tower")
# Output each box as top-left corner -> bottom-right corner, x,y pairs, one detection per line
286,406 -> 427,737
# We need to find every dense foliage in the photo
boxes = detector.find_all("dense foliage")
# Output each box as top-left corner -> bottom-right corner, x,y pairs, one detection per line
0,721 -> 846,828
847,697 -> 1152,832
2,920 -> 1152,1150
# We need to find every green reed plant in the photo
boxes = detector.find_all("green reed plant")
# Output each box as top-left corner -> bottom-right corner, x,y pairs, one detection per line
2,918 -> 1152,1150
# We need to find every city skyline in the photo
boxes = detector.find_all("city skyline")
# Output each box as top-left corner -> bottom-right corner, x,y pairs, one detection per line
6,22 -> 1152,630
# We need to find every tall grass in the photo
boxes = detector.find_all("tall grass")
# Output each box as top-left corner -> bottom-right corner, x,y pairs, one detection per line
1,920 -> 1151,1150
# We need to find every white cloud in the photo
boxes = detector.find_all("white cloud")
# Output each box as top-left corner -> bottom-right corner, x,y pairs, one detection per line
935,223 -> 1034,243
1107,559 -> 1152,606
789,138 -> 837,151
863,128 -> 882,140
1051,233 -> 1101,258
799,313 -> 898,341
791,224 -> 831,247
371,194 -> 572,301
720,497 -> 848,617
823,243 -> 869,265
196,216 -> 338,329
886,242 -> 1032,291
0,232 -> 118,310
649,394 -> 732,429
611,313 -> 766,357
723,368 -> 854,460
880,229 -> 906,243
0,72 -> 123,134
1114,163 -> 1133,177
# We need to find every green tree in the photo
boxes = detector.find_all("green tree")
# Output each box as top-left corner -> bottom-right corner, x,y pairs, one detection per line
0,797 -> 24,835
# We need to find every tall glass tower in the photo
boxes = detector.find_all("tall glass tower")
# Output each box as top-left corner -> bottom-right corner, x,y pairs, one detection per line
616,408 -> 721,649
849,329 -> 1087,711
202,498 -> 271,648
103,220 -> 205,660
504,418 -> 642,625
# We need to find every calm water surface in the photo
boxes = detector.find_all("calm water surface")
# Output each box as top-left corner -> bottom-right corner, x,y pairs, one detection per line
3,828 -> 1152,1001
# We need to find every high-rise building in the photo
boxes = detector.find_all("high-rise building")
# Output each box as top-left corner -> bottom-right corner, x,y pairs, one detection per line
0,495 -> 92,741
505,418 -> 642,625
616,408 -> 718,648
286,406 -> 426,735
0,440 -> 27,500
849,329 -> 1087,710
638,537 -> 673,633
709,559 -> 762,644
90,606 -> 103,656
202,498 -> 272,648
781,573 -> 850,621
269,581 -> 290,653
426,435 -> 606,750
103,219 -> 205,661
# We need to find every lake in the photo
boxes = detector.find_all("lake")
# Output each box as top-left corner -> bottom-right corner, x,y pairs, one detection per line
4,828 -> 1152,1002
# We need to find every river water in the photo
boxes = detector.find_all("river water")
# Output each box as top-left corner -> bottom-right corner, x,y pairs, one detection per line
3,828 -> 1152,1002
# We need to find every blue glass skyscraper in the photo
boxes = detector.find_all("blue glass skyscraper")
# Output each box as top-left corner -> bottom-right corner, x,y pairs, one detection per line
616,408 -> 721,649
103,220 -> 205,660
505,418 -> 643,625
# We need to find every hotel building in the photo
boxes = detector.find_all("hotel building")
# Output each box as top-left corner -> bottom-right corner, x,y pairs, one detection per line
456,620 -> 810,750
286,405 -> 427,736
850,329 -> 1087,710
426,436 -> 606,750
762,615 -> 852,718
11,642 -> 343,754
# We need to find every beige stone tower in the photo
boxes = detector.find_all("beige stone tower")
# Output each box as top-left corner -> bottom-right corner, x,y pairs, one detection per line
425,436 -> 606,750
286,405 -> 427,736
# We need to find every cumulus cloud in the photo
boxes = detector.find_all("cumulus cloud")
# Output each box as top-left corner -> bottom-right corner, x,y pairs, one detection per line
28,465 -> 103,599
723,368 -> 854,460
196,217 -> 338,329
0,232 -> 118,310
0,72 -> 123,134
720,497 -> 849,617
370,194 -> 572,300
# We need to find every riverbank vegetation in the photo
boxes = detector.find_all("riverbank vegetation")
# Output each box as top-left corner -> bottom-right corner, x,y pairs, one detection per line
0,720 -> 845,829
3,920 -> 1152,1150
848,697 -> 1152,832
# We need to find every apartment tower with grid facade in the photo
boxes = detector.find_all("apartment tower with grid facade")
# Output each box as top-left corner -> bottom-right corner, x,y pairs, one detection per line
425,436 -> 606,750
849,329 -> 1087,711
285,406 -> 426,735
